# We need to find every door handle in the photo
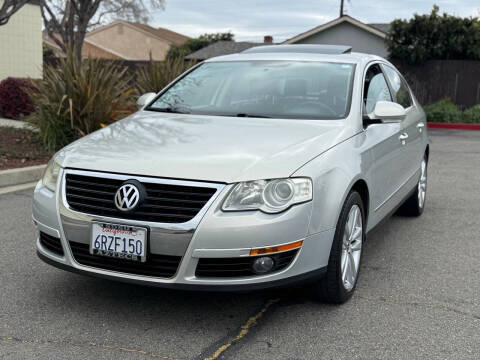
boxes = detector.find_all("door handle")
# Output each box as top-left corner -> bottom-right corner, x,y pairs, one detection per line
417,122 -> 425,133
399,133 -> 408,145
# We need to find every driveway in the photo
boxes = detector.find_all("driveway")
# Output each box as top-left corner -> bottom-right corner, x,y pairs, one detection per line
1,129 -> 479,359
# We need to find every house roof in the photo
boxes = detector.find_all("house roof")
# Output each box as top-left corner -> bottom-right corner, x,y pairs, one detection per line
130,23 -> 190,45
43,33 -> 126,60
368,23 -> 390,34
283,15 -> 387,44
86,20 -> 190,46
185,41 -> 263,60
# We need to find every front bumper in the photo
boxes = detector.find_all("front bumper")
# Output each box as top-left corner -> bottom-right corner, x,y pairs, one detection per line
33,169 -> 334,290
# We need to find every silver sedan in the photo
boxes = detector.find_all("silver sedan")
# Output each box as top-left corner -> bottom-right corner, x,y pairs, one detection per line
34,45 -> 429,303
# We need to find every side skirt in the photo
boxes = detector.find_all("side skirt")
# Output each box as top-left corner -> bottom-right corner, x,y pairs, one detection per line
366,185 -> 416,237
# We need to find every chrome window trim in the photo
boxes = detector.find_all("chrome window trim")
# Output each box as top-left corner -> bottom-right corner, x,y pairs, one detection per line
61,168 -> 226,232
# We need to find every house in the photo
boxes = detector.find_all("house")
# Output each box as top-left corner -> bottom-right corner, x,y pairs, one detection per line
84,21 -> 189,60
187,15 -> 390,61
43,33 -> 125,60
0,0 -> 42,80
185,36 -> 274,61
43,20 -> 190,61
284,15 -> 389,57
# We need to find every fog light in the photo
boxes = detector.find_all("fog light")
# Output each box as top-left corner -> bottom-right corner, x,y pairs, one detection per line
252,256 -> 274,274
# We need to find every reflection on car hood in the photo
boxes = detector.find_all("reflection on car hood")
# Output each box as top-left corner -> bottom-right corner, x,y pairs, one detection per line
56,111 -> 352,183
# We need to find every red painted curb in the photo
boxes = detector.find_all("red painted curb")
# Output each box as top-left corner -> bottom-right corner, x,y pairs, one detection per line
427,122 -> 480,130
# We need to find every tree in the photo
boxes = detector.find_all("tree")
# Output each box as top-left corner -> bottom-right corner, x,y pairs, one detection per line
0,0 -> 30,26
167,32 -> 234,59
387,5 -> 480,64
42,0 -> 165,59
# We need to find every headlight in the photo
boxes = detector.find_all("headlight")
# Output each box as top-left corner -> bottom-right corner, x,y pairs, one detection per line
42,159 -> 61,192
222,178 -> 312,214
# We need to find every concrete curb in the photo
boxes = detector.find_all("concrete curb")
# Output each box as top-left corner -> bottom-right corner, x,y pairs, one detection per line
0,118 -> 37,131
0,164 -> 46,188
428,122 -> 480,130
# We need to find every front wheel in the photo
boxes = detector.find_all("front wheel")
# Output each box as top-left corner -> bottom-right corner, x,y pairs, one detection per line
312,191 -> 365,303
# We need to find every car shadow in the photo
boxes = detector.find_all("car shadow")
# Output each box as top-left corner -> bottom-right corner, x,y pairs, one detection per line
33,212 -> 419,330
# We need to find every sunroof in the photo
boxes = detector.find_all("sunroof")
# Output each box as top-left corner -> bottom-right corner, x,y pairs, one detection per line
242,44 -> 352,55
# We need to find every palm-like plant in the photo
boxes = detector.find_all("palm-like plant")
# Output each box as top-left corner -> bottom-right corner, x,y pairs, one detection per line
135,57 -> 196,95
27,49 -> 134,151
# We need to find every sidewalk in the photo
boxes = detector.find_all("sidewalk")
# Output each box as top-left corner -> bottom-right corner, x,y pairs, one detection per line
0,117 -> 36,130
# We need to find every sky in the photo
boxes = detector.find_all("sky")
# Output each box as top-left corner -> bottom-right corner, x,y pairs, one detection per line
150,0 -> 480,42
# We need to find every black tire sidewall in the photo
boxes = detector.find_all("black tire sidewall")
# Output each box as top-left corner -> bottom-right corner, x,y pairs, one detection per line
316,191 -> 365,303
335,192 -> 365,300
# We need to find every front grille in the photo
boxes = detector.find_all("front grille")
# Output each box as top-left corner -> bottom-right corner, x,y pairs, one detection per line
195,249 -> 299,278
39,232 -> 64,256
69,241 -> 181,278
65,173 -> 217,223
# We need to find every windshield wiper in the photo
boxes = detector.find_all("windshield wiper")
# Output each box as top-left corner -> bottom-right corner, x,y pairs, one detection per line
150,106 -> 191,114
235,113 -> 271,118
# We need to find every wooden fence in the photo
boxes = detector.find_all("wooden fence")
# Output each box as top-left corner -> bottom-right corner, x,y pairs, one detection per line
392,60 -> 480,109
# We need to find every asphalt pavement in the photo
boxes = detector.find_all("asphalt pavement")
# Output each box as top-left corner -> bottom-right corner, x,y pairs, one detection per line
0,129 -> 479,359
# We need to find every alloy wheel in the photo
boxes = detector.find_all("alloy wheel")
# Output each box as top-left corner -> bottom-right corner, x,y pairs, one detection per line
341,204 -> 363,291
418,159 -> 427,208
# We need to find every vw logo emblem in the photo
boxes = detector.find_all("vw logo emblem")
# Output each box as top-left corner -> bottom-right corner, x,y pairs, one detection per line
115,183 -> 140,211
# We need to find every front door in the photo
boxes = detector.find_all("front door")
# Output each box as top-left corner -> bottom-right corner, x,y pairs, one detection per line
363,64 -> 405,224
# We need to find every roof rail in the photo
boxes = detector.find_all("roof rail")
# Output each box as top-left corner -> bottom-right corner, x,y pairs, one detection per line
242,44 -> 352,55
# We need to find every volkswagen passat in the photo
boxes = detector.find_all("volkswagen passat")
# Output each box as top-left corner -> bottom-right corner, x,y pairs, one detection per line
34,45 -> 429,303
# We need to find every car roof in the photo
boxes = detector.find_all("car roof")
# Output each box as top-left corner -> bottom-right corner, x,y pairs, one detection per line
243,44 -> 353,55
204,44 -> 383,65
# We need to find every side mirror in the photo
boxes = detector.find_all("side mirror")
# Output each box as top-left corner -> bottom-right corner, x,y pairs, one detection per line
372,101 -> 406,122
136,92 -> 156,110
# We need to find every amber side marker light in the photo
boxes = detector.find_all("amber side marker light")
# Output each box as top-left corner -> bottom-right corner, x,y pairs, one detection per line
250,240 -> 303,256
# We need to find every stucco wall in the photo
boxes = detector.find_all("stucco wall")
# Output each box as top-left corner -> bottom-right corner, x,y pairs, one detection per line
295,22 -> 388,58
82,41 -> 122,59
0,3 -> 43,80
86,23 -> 171,60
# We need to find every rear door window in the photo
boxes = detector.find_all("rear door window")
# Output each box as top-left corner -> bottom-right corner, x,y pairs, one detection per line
382,65 -> 413,109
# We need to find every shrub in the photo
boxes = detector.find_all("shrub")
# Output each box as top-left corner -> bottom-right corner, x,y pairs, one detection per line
0,77 -> 37,119
387,6 -> 480,64
462,104 -> 480,123
135,57 -> 196,95
424,98 -> 462,123
27,49 -> 134,151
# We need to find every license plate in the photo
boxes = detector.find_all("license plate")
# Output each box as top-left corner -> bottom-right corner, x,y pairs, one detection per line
90,222 -> 147,262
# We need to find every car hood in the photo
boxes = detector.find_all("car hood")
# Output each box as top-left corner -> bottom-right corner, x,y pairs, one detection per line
56,111 -> 351,183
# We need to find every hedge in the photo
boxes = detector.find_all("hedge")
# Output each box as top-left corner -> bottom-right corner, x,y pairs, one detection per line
424,99 -> 480,123
0,77 -> 37,120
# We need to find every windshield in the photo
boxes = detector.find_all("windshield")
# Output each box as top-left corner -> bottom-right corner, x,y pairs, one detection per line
147,61 -> 356,120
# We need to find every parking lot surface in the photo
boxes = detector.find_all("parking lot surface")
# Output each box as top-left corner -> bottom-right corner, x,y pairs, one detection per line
1,129 -> 479,359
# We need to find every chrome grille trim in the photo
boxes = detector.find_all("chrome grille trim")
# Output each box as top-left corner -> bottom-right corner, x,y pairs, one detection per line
61,169 -> 226,230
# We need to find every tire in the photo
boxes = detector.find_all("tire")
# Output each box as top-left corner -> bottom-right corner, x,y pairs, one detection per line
398,156 -> 428,217
312,191 -> 365,304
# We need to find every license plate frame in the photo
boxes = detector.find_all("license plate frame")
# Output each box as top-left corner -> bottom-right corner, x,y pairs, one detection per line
90,222 -> 148,262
